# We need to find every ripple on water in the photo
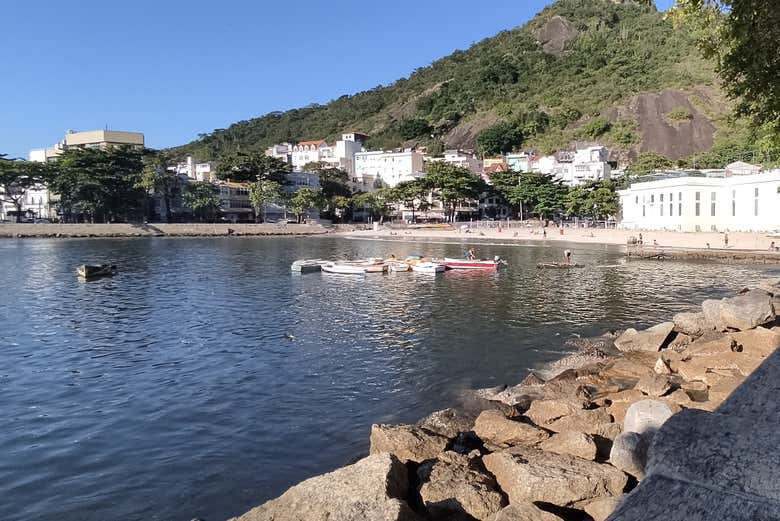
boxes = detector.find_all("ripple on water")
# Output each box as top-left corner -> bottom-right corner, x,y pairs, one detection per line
0,237 -> 776,521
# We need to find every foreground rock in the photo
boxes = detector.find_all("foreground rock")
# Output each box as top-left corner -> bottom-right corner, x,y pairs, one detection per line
672,311 -> 712,337
418,408 -> 473,439
609,432 -> 649,479
370,424 -> 449,463
474,409 -> 549,447
492,503 -> 563,520
230,453 -> 417,521
539,431 -> 598,461
615,322 -> 675,352
483,446 -> 627,507
702,290 -> 775,331
417,452 -> 505,521
623,400 -> 674,435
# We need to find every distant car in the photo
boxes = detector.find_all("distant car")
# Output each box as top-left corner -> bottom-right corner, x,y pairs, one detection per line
33,218 -> 51,224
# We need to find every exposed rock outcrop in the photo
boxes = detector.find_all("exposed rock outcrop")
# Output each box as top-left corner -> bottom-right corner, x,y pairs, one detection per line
535,15 -> 578,55
615,322 -> 675,353
370,424 -> 449,463
474,410 -> 549,447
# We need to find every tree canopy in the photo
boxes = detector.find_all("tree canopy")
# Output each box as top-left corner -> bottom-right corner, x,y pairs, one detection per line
0,159 -> 51,222
183,181 -> 221,221
217,150 -> 291,184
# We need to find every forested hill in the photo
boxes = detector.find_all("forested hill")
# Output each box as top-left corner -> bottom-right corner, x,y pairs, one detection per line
171,0 -> 734,164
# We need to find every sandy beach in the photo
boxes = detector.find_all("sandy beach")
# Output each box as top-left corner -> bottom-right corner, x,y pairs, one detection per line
342,224 -> 780,253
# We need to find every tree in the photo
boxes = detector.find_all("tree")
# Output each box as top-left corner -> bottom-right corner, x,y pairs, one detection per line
626,152 -> 673,177
137,151 -> 178,222
389,180 -> 429,223
217,150 -> 290,184
565,185 -> 590,217
421,162 -> 484,222
477,121 -> 523,156
514,172 -> 568,221
0,159 -> 51,222
183,181 -> 221,222
50,146 -> 146,223
398,118 -> 433,140
248,180 -> 282,222
588,183 -> 620,220
288,188 -> 324,223
670,0 -> 780,128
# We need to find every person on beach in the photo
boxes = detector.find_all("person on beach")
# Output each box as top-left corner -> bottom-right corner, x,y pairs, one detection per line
543,229 -> 547,239
563,249 -> 572,265
771,241 -> 776,251
639,233 -> 643,245
724,233 -> 729,247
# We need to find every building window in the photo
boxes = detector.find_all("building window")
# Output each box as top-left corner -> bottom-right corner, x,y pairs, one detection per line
755,187 -> 759,216
642,205 -> 645,217
678,202 -> 682,216
732,189 -> 736,217
635,196 -> 638,204
710,192 -> 716,217
660,203 -> 664,216
670,203 -> 673,216
695,192 -> 700,216
660,194 -> 664,203
650,194 -> 655,203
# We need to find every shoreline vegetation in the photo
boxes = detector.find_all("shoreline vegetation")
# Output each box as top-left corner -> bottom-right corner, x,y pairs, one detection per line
0,223 -> 329,238
230,280 -> 780,521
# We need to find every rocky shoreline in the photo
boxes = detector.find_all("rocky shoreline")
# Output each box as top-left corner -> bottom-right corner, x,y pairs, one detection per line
229,279 -> 780,521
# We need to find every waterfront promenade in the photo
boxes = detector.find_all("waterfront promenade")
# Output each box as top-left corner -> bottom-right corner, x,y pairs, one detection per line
0,222 -> 328,238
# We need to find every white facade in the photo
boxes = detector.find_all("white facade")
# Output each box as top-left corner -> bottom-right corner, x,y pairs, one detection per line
618,170 -> 780,232
265,143 -> 293,164
0,183 -> 52,221
29,130 -> 145,163
353,150 -> 425,189
506,152 -> 533,173
291,141 -> 329,170
442,150 -> 482,174
171,156 -> 216,182
567,146 -> 611,186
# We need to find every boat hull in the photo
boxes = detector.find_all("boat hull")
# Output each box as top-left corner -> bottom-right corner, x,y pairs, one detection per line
77,264 -> 116,279
411,262 -> 445,274
321,263 -> 367,275
441,258 -> 498,270
291,259 -> 326,273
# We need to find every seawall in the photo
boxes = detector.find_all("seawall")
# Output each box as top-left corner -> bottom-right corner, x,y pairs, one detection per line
0,223 -> 330,238
627,244 -> 780,264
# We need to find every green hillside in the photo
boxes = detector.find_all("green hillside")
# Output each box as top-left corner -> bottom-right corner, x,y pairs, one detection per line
171,0 -> 731,163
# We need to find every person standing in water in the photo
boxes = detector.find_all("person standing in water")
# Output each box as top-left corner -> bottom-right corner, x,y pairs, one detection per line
466,247 -> 476,260
563,249 -> 572,265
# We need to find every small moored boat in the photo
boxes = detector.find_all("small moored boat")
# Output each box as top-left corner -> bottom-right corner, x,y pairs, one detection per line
291,259 -> 327,273
440,257 -> 502,270
388,262 -> 410,272
411,262 -> 445,274
77,264 -> 117,279
321,262 -> 367,275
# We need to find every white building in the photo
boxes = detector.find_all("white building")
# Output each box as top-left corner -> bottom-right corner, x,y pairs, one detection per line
29,129 -> 145,162
506,152 -> 533,173
442,150 -> 482,174
519,146 -> 611,186
291,140 -> 329,171
265,143 -> 293,164
353,149 -> 425,190
0,183 -> 52,221
171,156 -> 216,182
618,169 -> 780,232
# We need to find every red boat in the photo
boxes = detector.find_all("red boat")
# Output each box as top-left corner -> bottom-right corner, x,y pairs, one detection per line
440,257 -> 502,270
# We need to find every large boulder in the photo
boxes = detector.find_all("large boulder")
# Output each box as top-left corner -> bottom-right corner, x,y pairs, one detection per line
230,453 -> 417,521
634,374 -> 672,397
524,397 -> 585,426
672,311 -> 712,337
623,400 -> 674,435
614,322 -> 675,353
483,446 -> 627,507
535,15 -> 579,55
473,409 -> 549,447
418,408 -> 474,439
492,503 -> 563,520
702,290 -> 775,331
545,407 -> 619,439
578,495 -> 624,521
730,327 -> 780,358
609,431 -> 649,479
417,452 -> 505,521
539,430 -> 598,461
370,424 -> 449,463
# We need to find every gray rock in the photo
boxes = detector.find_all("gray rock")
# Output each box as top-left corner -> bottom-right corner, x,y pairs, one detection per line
418,451 -> 505,521
418,408 -> 473,439
482,446 -> 627,507
578,495 -> 624,521
230,453 -> 417,521
491,503 -> 563,520
703,290 -> 776,331
473,409 -> 549,447
539,430 -> 598,461
524,397 -> 586,426
634,374 -> 672,397
370,424 -> 449,463
672,311 -> 712,337
614,322 -> 675,352
623,400 -> 674,435
609,431 -> 649,479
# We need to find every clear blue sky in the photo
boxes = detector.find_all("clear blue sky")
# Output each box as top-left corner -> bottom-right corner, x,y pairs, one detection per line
1,0 -> 675,159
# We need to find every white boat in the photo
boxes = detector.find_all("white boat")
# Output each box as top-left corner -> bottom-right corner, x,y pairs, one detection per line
291,259 -> 327,273
388,262 -> 410,272
440,258 -> 500,270
321,262 -> 367,275
411,262 -> 445,274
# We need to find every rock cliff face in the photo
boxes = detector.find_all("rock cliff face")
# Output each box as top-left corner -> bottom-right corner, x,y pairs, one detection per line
535,15 -> 579,55
226,278 -> 780,521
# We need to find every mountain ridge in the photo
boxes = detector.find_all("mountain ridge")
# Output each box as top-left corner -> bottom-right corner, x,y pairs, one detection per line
170,0 -> 732,164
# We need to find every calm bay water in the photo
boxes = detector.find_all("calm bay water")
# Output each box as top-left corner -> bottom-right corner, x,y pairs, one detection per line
0,236 -> 774,521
